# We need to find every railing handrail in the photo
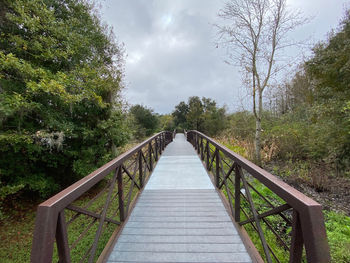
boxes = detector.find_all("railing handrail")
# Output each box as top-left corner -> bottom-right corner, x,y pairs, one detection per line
31,131 -> 173,263
187,130 -> 330,263
190,130 -> 319,210
39,132 -> 167,210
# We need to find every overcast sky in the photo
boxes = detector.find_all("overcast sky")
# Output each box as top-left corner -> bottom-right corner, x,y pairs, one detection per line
100,0 -> 349,114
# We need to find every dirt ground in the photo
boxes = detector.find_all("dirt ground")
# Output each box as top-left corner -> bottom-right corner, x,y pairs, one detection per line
265,163 -> 350,216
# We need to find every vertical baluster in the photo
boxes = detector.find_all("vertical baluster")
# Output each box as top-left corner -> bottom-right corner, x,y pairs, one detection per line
159,136 -> 162,155
206,141 -> 209,170
194,133 -> 197,150
197,134 -> 200,154
215,149 -> 220,188
234,164 -> 241,222
148,142 -> 153,171
117,166 -> 125,222
155,137 -> 158,161
200,137 -> 204,160
139,150 -> 143,188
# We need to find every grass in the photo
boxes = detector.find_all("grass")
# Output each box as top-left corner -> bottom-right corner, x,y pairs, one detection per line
0,173 -> 141,262
208,137 -> 350,263
0,200 -> 37,262
219,164 -> 350,263
324,210 -> 350,263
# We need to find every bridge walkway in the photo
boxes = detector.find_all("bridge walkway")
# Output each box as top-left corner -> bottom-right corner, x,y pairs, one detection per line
106,134 -> 252,263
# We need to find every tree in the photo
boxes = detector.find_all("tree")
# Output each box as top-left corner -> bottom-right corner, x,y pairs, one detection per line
130,105 -> 159,138
0,0 -> 129,201
172,97 -> 227,136
186,96 -> 204,130
216,0 -> 305,164
172,101 -> 189,129
159,114 -> 175,131
304,10 -> 350,166
202,98 -> 227,136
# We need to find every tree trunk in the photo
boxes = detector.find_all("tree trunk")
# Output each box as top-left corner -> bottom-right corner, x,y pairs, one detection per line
254,89 -> 263,165
255,117 -> 261,165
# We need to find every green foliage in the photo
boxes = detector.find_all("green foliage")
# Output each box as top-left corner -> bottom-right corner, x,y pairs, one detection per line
227,111 -> 255,140
324,210 -> 350,263
172,101 -> 189,129
0,0 -> 130,200
172,96 -> 228,136
158,114 -> 175,131
129,104 -> 159,139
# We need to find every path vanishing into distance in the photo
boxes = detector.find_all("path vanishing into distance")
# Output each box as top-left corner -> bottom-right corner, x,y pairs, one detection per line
106,134 -> 252,263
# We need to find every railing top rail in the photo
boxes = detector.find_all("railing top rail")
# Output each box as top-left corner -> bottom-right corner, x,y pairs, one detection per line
39,131 -> 170,211
188,130 -> 320,212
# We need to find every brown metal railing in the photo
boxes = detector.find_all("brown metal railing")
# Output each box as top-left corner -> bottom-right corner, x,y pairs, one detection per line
186,130 -> 330,263
31,131 -> 173,263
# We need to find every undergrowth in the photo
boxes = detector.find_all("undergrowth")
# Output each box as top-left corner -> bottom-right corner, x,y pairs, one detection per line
216,137 -> 350,263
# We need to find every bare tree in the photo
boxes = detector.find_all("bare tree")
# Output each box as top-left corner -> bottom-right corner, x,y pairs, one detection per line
216,0 -> 306,164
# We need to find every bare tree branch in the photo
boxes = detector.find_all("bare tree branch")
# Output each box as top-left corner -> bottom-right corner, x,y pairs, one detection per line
215,0 -> 307,165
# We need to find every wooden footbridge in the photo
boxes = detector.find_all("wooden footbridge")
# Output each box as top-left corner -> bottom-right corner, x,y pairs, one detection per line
31,131 -> 331,263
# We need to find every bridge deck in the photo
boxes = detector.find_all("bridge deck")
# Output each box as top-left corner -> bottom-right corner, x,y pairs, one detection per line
106,134 -> 252,263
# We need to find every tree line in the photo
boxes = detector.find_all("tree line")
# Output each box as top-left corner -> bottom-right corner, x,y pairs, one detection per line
0,0 -> 130,214
0,0 -> 226,214
223,7 -> 350,180
129,96 -> 228,139
264,10 -> 350,170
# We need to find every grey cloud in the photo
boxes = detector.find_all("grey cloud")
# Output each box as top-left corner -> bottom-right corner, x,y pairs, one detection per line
101,0 -> 347,114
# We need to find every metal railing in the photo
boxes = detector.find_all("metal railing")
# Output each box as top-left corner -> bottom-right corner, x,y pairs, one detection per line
31,131 -> 173,263
186,130 -> 330,263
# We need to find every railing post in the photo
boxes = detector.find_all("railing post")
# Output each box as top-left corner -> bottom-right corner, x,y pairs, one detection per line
289,210 -> 303,263
197,134 -> 200,154
139,151 -> 143,188
148,142 -> 153,171
56,210 -> 71,263
194,133 -> 197,150
200,137 -> 204,161
157,137 -> 160,156
117,166 -> 125,221
206,141 -> 209,170
300,206 -> 331,262
162,133 -> 165,150
155,137 -> 159,161
31,206 -> 58,263
234,164 -> 241,222
215,149 -> 220,188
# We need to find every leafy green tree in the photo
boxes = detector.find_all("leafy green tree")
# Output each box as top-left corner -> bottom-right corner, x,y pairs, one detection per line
0,0 -> 130,202
159,114 -> 175,131
186,96 -> 204,130
172,101 -> 189,129
172,96 -> 227,136
130,105 -> 159,139
304,10 -> 350,166
202,98 -> 227,136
